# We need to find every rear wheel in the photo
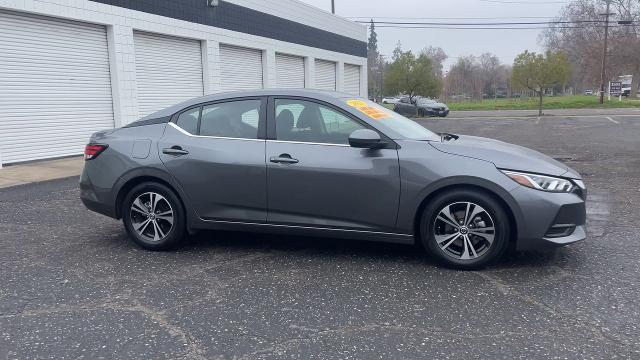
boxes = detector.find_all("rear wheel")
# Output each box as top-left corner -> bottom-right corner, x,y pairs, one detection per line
420,189 -> 510,269
418,109 -> 425,117
122,182 -> 185,250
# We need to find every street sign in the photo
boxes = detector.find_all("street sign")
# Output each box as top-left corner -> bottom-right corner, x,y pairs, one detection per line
610,81 -> 622,96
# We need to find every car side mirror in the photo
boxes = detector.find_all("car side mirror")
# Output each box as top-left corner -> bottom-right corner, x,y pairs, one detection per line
349,129 -> 383,149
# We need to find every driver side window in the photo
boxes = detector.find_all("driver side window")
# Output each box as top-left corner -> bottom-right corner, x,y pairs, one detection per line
275,99 -> 365,145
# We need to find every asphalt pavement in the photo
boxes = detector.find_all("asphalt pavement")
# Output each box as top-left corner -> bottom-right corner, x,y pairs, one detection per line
1,114 -> 639,359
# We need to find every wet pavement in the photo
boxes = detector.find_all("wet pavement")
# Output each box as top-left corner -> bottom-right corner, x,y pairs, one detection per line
1,115 -> 639,359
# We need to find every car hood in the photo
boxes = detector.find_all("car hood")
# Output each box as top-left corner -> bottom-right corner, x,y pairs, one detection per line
430,135 -> 580,178
419,102 -> 447,108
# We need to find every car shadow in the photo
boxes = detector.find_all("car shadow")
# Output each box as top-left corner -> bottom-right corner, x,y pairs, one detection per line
175,230 -> 566,270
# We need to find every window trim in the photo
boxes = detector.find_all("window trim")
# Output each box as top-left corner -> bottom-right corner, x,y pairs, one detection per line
267,96 -> 396,148
171,96 -> 267,140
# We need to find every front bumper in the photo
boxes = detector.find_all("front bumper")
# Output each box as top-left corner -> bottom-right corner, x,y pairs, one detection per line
423,108 -> 449,116
510,185 -> 587,251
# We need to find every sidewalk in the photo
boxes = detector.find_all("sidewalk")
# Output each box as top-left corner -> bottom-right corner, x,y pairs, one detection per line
0,156 -> 84,189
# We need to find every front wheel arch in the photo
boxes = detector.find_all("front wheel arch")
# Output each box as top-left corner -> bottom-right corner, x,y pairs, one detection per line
413,184 -> 518,249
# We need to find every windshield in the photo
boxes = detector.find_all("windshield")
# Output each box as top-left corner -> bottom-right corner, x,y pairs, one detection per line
343,99 -> 440,141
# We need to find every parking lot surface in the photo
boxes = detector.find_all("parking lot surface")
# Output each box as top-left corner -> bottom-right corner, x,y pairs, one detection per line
1,115 -> 639,359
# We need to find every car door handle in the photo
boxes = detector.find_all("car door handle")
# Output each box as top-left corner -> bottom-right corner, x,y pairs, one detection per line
162,146 -> 189,156
270,154 -> 299,164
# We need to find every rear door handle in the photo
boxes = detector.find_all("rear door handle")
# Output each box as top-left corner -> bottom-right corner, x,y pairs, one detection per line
162,146 -> 189,156
270,154 -> 299,164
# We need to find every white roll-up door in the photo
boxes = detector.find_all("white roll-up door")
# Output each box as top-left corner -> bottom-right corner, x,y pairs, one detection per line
220,45 -> 263,91
344,64 -> 361,96
315,59 -> 336,91
134,32 -> 204,118
276,53 -> 305,88
0,10 -> 114,164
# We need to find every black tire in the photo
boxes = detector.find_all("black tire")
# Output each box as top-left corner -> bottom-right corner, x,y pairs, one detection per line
417,109 -> 425,117
419,189 -> 510,269
122,182 -> 186,251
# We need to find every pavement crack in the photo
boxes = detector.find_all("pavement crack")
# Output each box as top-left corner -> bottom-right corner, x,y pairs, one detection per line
0,301 -> 207,360
473,271 -> 637,350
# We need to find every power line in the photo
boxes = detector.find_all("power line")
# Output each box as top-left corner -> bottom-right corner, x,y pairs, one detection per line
357,20 -> 607,25
348,16 -> 563,20
374,25 -> 632,30
478,0 -> 570,3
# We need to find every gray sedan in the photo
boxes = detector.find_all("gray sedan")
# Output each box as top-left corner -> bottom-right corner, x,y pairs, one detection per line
80,89 -> 586,269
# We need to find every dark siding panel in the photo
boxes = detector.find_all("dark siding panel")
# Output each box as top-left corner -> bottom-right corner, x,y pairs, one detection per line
89,0 -> 366,57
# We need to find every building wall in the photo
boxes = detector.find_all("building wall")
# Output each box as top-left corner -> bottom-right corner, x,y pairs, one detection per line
0,0 -> 367,131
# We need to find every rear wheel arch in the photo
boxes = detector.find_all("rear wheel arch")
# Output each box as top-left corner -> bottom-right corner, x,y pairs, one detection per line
413,182 -> 519,247
115,174 -> 185,220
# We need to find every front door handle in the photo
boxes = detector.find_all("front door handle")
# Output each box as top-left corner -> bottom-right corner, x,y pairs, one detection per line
162,146 -> 189,156
270,154 -> 299,164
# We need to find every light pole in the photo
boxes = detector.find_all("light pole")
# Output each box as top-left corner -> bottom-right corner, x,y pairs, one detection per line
599,0 -> 613,104
331,0 -> 335,14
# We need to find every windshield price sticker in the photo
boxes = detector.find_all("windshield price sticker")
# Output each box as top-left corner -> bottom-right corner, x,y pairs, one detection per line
346,99 -> 390,120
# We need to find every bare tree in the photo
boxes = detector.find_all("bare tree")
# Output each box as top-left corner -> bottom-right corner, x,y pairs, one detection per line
541,0 -> 640,96
421,46 -> 448,79
479,53 -> 501,98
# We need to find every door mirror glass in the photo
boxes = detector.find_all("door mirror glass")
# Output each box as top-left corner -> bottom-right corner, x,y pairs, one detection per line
348,129 -> 383,149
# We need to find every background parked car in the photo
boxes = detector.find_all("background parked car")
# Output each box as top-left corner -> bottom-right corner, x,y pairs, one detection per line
394,96 -> 450,117
382,97 -> 399,104
583,89 -> 594,96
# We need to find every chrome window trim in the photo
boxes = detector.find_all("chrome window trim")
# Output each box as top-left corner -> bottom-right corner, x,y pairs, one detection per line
266,139 -> 350,147
168,122 -> 264,142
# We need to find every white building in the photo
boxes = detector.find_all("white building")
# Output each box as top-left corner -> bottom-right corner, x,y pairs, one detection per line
0,0 -> 367,166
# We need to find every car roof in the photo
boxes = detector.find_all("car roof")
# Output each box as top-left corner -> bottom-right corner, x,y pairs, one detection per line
139,89 -> 357,121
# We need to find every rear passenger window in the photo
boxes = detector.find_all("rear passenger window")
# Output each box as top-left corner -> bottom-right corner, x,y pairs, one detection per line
200,100 -> 261,139
176,108 -> 200,134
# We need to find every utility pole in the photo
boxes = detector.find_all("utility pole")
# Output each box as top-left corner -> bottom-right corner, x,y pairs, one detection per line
379,54 -> 384,101
599,0 -> 613,104
331,0 -> 335,14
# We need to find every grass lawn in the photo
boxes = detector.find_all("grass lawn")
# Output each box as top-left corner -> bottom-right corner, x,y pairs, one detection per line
446,95 -> 640,111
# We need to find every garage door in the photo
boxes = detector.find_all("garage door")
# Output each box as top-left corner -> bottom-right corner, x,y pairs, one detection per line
220,45 -> 263,91
344,64 -> 361,96
134,32 -> 204,118
0,10 -> 114,164
315,59 -> 336,91
276,53 -> 305,89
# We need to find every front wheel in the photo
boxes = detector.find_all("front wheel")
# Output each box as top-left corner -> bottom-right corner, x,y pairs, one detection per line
122,182 -> 186,250
420,189 -> 510,269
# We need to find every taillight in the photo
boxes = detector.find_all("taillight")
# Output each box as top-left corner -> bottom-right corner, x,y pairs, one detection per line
84,144 -> 109,160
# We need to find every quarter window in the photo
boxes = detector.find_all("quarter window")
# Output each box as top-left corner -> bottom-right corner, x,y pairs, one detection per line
175,108 -> 200,135
200,100 -> 261,139
275,99 -> 365,145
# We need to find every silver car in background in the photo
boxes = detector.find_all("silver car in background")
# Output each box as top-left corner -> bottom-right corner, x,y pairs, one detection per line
80,89 -> 586,269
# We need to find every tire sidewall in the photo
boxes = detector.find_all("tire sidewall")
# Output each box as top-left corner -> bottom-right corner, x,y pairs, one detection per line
122,182 -> 185,250
420,190 -> 510,269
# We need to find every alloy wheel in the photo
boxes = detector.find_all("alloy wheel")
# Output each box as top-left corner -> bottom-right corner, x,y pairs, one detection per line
130,192 -> 174,242
433,202 -> 496,260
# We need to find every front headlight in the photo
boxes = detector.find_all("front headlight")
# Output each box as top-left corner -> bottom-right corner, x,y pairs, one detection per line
501,170 -> 575,192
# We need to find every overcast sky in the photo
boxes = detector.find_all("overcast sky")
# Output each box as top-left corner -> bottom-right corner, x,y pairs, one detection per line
297,0 -> 568,70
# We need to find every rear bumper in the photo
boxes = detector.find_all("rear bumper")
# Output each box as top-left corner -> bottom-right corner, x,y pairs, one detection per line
79,168 -> 117,219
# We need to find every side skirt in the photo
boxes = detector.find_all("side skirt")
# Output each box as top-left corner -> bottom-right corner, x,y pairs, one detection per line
191,219 -> 415,245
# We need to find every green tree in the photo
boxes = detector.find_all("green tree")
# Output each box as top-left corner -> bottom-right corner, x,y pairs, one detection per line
512,50 -> 571,116
367,20 -> 380,99
384,46 -> 440,104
